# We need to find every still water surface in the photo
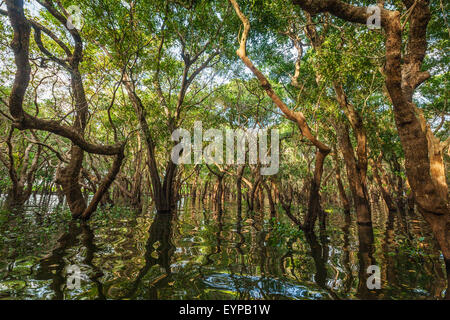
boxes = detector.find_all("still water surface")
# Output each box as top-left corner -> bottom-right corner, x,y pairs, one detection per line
0,196 -> 447,299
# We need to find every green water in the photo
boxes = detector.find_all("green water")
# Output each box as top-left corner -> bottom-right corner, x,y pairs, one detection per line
0,198 -> 447,299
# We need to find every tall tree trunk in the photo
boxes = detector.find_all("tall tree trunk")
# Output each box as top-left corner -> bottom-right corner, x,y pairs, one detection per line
202,178 -> 209,204
249,174 -> 261,212
335,123 -> 372,227
262,180 -> 276,218
333,151 -> 351,214
123,76 -> 176,212
214,176 -> 224,212
236,165 -> 245,214
303,150 -> 327,232
372,156 -> 397,213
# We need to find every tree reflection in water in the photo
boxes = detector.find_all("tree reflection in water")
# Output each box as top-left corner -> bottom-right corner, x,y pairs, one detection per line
0,199 -> 447,299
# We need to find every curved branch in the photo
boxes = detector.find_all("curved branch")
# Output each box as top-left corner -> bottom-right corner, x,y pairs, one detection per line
5,0 -> 124,156
229,0 -> 330,154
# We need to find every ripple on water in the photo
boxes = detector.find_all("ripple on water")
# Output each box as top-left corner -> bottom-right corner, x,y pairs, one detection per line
203,273 -> 325,300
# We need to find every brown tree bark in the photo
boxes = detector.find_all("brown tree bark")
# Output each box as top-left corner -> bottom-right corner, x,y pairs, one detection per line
330,80 -> 373,232
262,180 -> 276,218
280,183 -> 303,227
303,150 -> 327,232
122,75 -> 178,213
201,178 -> 210,204
236,164 -> 245,214
191,167 -> 200,204
333,151 -> 351,214
249,170 -> 262,212
334,123 -> 372,227
390,155 -> 406,212
205,164 -> 225,212
372,155 -> 397,213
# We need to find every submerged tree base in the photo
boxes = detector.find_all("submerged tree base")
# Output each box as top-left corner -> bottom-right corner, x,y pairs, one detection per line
0,198 -> 447,300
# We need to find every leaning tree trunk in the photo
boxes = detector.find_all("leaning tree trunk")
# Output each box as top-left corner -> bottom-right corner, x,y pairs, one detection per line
123,76 -> 177,213
303,150 -> 327,232
372,156 -> 397,213
262,180 -> 276,218
335,123 -> 373,229
249,173 -> 261,212
236,165 -> 245,214
333,151 -> 351,214
214,175 -> 224,212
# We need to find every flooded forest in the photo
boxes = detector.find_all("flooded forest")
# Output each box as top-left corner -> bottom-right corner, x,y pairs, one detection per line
0,0 -> 449,300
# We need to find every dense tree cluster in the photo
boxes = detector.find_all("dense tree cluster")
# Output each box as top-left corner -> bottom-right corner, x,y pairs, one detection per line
0,0 -> 448,297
